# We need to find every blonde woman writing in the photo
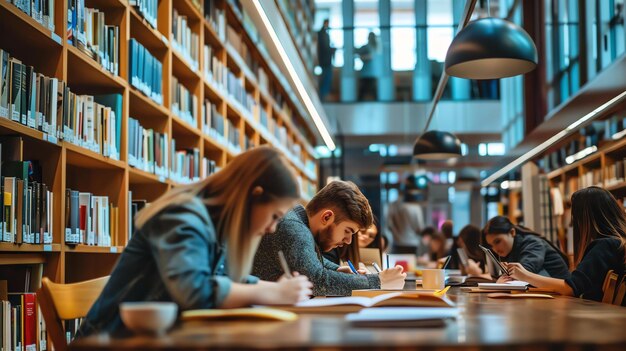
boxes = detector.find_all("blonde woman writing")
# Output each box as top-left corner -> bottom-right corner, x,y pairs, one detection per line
78,146 -> 312,335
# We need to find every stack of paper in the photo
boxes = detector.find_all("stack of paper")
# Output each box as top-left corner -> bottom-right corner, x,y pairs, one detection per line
477,280 -> 529,290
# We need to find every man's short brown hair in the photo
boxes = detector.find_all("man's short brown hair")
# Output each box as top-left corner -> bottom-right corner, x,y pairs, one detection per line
305,180 -> 373,229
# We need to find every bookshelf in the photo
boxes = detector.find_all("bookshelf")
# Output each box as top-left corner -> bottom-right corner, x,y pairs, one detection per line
0,0 -> 319,298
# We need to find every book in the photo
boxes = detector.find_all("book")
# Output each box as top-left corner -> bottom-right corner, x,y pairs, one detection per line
487,293 -> 554,299
181,308 -> 298,322
345,307 -> 459,327
477,281 -> 529,291
278,292 -> 455,314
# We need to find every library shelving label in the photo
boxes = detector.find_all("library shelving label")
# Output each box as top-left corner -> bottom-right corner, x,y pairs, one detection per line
110,246 -> 118,253
43,244 -> 52,252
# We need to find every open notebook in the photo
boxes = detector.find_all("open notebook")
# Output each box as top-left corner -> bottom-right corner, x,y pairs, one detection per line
276,292 -> 455,313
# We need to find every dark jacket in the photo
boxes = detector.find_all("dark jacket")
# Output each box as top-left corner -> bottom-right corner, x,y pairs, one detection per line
502,233 -> 570,279
317,28 -> 332,66
566,238 -> 625,302
77,197 -> 258,336
252,205 -> 380,296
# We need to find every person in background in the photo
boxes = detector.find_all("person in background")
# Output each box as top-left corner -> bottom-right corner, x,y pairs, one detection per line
317,19 -> 335,101
429,232 -> 448,263
483,216 -> 570,279
456,224 -> 490,277
78,147 -> 313,336
387,176 -> 425,254
416,226 -> 435,264
440,220 -> 454,252
253,181 -> 406,296
356,32 -> 379,101
506,187 -> 625,303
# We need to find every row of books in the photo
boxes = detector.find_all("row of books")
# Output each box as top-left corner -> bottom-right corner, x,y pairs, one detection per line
202,100 -> 225,144
67,0 -> 120,76
1,162 -> 53,245
171,8 -> 199,70
204,0 -> 226,41
129,39 -> 164,105
60,93 -> 121,160
129,197 -> 148,235
128,117 -> 168,179
129,0 -> 158,29
605,159 -> 626,187
64,189 -> 117,246
226,118 -> 240,153
225,69 -> 255,116
6,0 -> 55,32
169,144 -> 200,184
579,169 -> 603,189
0,49 -> 121,160
0,50 -> 60,138
171,78 -> 198,127
205,47 -> 227,94
200,157 -> 218,179
1,293 -> 47,351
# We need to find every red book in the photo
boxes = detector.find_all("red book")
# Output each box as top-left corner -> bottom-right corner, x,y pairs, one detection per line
23,293 -> 37,351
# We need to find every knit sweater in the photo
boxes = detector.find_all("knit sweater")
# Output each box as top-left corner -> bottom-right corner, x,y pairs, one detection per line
252,205 -> 380,296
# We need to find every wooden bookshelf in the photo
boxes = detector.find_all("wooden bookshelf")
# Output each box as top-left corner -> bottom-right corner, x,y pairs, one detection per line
0,0 -> 320,290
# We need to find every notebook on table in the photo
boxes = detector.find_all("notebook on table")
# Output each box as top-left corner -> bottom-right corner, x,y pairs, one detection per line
477,280 -> 529,291
346,307 -> 459,327
276,292 -> 456,313
181,307 -> 298,321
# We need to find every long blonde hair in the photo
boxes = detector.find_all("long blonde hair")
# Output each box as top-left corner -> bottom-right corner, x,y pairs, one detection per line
134,146 -> 300,281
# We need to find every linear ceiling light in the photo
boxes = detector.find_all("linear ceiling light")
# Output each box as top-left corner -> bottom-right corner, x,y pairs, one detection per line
481,90 -> 626,187
250,0 -> 336,151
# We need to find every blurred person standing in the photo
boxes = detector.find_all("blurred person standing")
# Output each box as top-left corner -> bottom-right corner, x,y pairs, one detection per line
317,19 -> 335,101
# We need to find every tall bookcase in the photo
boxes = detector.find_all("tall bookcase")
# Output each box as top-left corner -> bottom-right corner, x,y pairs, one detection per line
0,0 -> 319,288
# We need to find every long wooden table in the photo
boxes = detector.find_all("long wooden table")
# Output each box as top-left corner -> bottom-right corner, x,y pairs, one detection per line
70,288 -> 626,350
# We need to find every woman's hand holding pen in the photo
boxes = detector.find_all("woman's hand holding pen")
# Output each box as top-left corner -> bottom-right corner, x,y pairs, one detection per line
268,272 -> 313,304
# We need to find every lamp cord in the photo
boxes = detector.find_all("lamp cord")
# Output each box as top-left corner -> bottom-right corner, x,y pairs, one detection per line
420,0 -> 478,135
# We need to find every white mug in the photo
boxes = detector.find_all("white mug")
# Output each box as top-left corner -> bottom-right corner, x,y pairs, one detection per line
422,269 -> 446,290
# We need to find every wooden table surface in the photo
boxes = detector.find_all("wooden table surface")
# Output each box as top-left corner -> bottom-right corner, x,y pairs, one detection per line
70,288 -> 626,350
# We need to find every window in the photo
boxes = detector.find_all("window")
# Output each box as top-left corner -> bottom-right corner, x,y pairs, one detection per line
427,0 -> 453,62
478,143 -> 506,156
391,0 -> 416,71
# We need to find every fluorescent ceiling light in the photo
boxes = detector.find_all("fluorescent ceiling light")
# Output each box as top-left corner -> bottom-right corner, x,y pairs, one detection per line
612,129 -> 626,140
565,146 -> 597,165
481,90 -> 626,187
251,0 -> 336,151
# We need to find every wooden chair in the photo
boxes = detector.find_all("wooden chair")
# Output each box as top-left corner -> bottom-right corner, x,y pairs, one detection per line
601,270 -> 618,304
37,276 -> 109,351
612,275 -> 626,306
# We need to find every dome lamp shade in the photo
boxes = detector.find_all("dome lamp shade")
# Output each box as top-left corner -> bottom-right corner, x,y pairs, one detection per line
413,130 -> 462,160
445,18 -> 538,79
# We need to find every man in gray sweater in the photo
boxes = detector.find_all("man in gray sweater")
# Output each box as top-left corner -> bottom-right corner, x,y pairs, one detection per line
253,181 -> 406,296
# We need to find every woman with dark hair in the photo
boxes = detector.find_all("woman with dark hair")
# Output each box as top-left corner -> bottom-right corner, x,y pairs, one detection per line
456,224 -> 489,276
483,215 -> 570,279
506,187 -> 626,302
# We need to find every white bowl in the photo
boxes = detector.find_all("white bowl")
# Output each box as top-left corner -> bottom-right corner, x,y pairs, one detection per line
119,302 -> 178,334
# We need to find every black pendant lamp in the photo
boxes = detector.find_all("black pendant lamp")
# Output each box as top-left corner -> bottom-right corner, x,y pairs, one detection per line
445,18 -> 538,79
413,130 -> 462,160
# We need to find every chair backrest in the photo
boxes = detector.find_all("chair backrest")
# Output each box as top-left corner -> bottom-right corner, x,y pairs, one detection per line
612,274 -> 626,306
37,276 -> 109,351
602,270 -> 618,304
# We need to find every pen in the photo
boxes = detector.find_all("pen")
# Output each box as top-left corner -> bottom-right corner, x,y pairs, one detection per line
346,260 -> 359,274
278,250 -> 292,278
372,262 -> 382,273
441,256 -> 452,270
